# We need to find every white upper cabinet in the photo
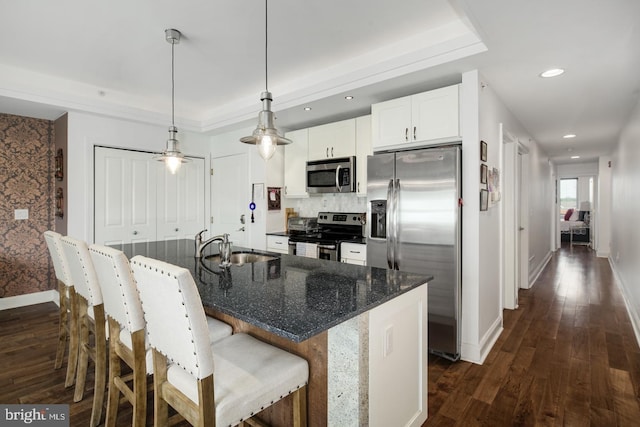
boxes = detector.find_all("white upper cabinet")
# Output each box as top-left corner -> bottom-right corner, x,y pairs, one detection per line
284,128 -> 309,198
308,118 -> 356,161
372,84 -> 460,151
355,115 -> 372,196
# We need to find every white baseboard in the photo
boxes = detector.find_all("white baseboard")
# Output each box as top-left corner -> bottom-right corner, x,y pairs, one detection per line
597,250 -> 610,258
0,290 -> 59,311
461,315 -> 503,364
529,251 -> 552,288
608,257 -> 640,349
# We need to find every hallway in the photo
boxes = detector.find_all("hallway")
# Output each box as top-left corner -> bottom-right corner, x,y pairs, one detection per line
426,245 -> 640,425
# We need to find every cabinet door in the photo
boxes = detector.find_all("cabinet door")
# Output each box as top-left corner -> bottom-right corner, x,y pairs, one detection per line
94,147 -> 157,245
308,119 -> 356,160
284,128 -> 309,198
156,157 -> 206,241
371,96 -> 412,150
355,115 -> 372,196
411,85 -> 460,142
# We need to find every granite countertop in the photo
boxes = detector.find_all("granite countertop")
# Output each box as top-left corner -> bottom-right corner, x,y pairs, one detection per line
115,239 -> 431,343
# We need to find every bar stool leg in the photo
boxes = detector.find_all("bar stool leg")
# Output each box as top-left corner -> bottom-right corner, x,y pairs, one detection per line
54,281 -> 68,370
64,288 -> 79,388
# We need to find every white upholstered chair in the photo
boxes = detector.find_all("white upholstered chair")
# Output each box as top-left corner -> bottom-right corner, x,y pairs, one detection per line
130,255 -> 309,427
89,244 -> 234,427
43,230 -> 79,388
88,244 -> 149,427
60,236 -> 107,427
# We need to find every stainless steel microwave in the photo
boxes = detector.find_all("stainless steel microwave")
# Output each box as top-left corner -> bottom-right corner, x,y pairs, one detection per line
306,156 -> 356,193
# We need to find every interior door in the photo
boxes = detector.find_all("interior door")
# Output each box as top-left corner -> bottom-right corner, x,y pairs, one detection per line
94,147 -> 157,245
156,157 -> 206,240
210,153 -> 249,247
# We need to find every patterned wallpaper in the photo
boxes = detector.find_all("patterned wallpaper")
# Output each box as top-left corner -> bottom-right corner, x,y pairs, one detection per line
0,113 -> 55,298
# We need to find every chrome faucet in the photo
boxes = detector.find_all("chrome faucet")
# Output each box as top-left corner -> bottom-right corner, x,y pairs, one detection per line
194,229 -> 232,263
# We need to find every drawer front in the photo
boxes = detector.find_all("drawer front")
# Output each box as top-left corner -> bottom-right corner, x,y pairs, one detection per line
267,235 -> 289,254
341,242 -> 367,262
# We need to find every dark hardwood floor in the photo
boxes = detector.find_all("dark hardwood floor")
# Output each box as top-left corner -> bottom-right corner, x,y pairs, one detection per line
426,244 -> 640,426
1,244 -> 639,426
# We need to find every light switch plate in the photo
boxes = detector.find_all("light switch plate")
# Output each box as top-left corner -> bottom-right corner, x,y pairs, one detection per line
15,209 -> 29,220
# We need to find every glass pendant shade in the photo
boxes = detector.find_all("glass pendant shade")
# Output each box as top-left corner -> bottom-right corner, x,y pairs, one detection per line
241,92 -> 291,160
156,126 -> 187,174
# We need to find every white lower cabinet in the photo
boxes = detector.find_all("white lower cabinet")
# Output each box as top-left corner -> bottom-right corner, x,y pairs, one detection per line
266,235 -> 289,254
340,242 -> 367,265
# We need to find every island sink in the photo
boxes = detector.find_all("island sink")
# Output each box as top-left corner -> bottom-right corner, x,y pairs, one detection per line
204,251 -> 278,266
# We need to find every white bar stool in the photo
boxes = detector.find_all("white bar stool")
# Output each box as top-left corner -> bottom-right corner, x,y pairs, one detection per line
43,230 -> 79,388
61,236 -> 107,427
130,255 -> 309,427
89,244 -> 150,427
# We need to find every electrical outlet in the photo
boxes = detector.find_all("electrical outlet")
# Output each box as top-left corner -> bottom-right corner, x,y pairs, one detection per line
14,209 -> 28,220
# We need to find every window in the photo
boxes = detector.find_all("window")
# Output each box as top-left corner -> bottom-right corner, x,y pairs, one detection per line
560,178 -> 577,216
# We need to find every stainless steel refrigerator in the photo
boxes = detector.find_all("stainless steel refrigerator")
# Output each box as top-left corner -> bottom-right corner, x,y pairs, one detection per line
367,145 -> 461,361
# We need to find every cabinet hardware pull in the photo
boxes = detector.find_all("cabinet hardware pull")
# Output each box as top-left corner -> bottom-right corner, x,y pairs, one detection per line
405,128 -> 408,141
326,147 -> 329,157
133,231 -> 138,235
413,126 -> 417,140
175,228 -> 179,232
331,147 -> 334,157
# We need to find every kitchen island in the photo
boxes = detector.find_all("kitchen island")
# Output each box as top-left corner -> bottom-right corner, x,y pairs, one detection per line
115,239 -> 431,427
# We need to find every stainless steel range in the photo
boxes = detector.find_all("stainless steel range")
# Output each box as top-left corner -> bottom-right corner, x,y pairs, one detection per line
288,212 -> 365,261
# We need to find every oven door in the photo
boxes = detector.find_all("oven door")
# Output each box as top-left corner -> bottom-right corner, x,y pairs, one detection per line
317,244 -> 337,261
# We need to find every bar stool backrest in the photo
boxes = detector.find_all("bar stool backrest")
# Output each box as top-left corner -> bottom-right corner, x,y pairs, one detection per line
61,236 -> 103,306
44,230 -> 70,285
89,244 -> 144,334
130,255 -> 214,380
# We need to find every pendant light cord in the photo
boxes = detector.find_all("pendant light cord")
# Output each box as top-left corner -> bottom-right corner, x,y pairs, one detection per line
171,39 -> 175,128
265,0 -> 268,92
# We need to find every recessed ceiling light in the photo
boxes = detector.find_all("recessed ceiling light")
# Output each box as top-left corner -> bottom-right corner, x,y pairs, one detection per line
563,134 -> 576,139
345,96 -> 354,100
571,156 -> 580,159
303,107 -> 312,111
540,68 -> 565,78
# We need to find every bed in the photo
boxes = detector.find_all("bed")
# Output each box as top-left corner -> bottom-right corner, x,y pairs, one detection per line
560,208 -> 591,244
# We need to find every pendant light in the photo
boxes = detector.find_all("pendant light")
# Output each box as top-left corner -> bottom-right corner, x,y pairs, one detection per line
240,0 -> 291,160
155,28 -> 188,174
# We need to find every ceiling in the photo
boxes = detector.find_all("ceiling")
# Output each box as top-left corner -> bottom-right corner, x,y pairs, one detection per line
1,0 -> 639,163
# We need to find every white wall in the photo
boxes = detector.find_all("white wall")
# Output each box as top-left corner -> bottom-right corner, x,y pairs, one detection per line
597,157 -> 611,257
462,71 -> 553,363
527,142 -> 553,281
66,111 -> 209,241
610,96 -> 640,343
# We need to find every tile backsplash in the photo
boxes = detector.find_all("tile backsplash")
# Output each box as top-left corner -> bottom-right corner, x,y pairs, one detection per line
284,193 -> 367,217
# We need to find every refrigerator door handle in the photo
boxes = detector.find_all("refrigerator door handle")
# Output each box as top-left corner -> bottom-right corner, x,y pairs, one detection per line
394,178 -> 400,270
386,178 -> 394,269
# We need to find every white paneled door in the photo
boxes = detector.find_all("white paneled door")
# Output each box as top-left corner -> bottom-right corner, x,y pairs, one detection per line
94,146 -> 205,245
211,153 -> 248,247
156,157 -> 206,240
95,147 -> 157,245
